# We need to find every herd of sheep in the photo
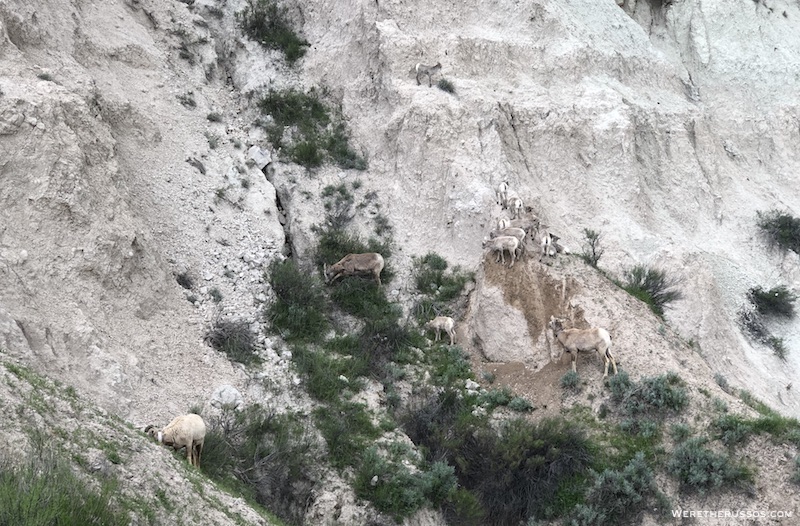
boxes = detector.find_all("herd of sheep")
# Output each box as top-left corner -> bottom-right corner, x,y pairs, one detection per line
146,181 -> 618,467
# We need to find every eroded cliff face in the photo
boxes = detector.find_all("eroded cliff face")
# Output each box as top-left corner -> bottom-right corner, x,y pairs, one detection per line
0,0 -> 799,523
284,0 -> 800,413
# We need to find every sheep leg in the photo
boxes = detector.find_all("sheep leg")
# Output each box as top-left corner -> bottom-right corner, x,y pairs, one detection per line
448,329 -> 455,345
606,350 -> 618,376
571,353 -> 577,373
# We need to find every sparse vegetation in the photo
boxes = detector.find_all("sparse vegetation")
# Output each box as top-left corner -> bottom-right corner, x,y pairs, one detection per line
258,88 -> 366,169
608,371 -> 688,416
437,78 -> 456,94
175,271 -> 194,290
412,252 -> 473,322
206,112 -> 222,122
619,265 -> 682,317
748,285 -> 797,318
561,370 -> 581,390
177,91 -> 196,108
205,317 -> 259,365
580,228 -> 605,267
757,209 -> 800,254
37,72 -> 54,82
238,0 -> 309,65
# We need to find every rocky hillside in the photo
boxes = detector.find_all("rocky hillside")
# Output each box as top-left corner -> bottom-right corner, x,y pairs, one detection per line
0,0 -> 799,524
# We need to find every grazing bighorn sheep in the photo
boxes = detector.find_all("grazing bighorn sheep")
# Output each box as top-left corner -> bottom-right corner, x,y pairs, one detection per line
496,181 -> 509,208
549,316 -> 617,378
324,253 -> 385,286
415,62 -> 442,87
145,413 -> 206,467
425,316 -> 456,345
482,235 -> 520,267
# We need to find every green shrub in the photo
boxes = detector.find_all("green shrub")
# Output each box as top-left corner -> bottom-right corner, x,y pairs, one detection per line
756,209 -> 800,254
175,271 -> 194,290
206,112 -> 222,122
354,448 -> 457,521
258,88 -> 366,170
748,285 -> 797,318
561,370 -> 581,390
477,387 -> 513,409
292,345 -> 367,402
265,259 -> 328,342
412,253 -> 473,323
204,317 -> 259,365
713,411 -> 800,448
314,402 -> 380,469
238,0 -> 309,64
508,397 -> 534,412
666,437 -> 753,494
0,449 -> 129,526
437,78 -> 456,94
201,406 -> 318,524
567,452 -> 666,526
404,392 -> 593,524
620,265 -> 682,317
426,345 -> 474,386
610,371 -> 688,416
580,228 -> 605,267
321,183 -> 355,229
670,423 -> 691,443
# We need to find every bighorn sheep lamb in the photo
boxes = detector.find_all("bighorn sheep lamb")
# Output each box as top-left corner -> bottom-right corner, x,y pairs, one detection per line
549,316 -> 618,378
425,316 -> 456,345
145,413 -> 206,467
490,227 -> 527,256
415,62 -> 442,87
496,181 -> 509,208
324,252 -> 385,286
482,235 -> 520,267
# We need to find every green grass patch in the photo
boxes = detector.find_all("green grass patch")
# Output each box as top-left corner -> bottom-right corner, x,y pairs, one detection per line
0,448 -> 129,526
314,402 -> 380,469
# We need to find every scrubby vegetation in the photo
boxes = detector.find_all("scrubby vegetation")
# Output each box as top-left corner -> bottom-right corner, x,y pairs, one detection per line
580,228 -> 605,267
748,285 -> 797,318
739,285 -> 796,359
238,0 -> 309,64
266,259 -> 328,342
257,89 -> 366,170
437,78 -> 456,94
666,437 -> 753,494
757,209 -> 800,254
412,252 -> 474,323
204,317 -> 259,365
619,265 -> 682,317
201,406 -> 318,524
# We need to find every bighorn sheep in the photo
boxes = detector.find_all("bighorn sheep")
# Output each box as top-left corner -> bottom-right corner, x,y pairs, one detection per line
145,413 -> 206,467
482,235 -> 520,267
324,253 -> 385,286
507,196 -> 524,219
490,227 -> 527,257
424,316 -> 456,345
549,316 -> 617,378
496,181 -> 509,208
415,62 -> 442,87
